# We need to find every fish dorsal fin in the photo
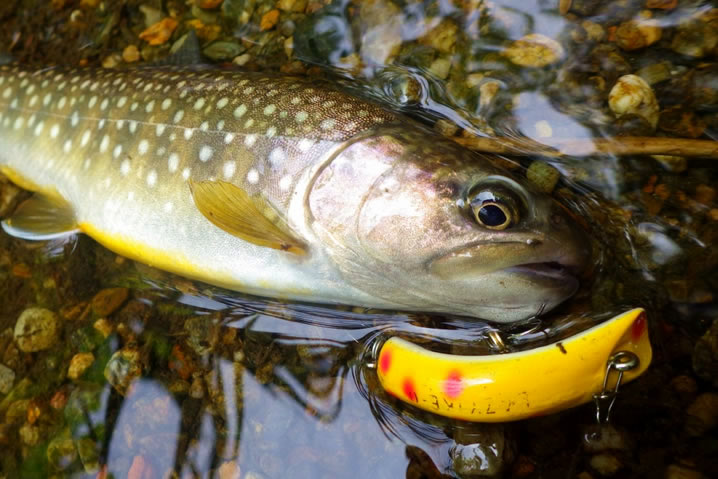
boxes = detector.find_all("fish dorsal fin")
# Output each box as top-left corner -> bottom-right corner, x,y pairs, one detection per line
189,180 -> 307,255
1,194 -> 79,240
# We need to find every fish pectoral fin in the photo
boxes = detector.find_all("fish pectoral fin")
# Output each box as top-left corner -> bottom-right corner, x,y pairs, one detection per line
1,194 -> 79,241
189,179 -> 307,255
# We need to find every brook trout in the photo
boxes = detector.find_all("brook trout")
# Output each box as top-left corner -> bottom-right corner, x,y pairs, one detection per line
0,64 -> 589,322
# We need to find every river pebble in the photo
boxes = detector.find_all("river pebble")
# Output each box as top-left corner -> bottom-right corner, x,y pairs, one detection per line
14,307 -> 59,352
91,287 -> 129,316
104,349 -> 143,395
0,363 -> 15,394
68,352 -> 95,380
608,74 -> 659,129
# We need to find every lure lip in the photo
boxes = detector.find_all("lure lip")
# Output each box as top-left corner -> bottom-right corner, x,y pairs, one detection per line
375,308 -> 652,422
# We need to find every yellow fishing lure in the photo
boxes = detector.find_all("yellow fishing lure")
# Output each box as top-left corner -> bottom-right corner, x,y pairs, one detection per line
376,308 -> 651,422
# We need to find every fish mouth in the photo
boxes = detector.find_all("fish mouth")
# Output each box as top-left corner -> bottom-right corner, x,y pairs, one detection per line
504,261 -> 578,282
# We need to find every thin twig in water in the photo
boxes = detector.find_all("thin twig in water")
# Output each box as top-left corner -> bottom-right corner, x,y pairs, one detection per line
454,136 -> 718,159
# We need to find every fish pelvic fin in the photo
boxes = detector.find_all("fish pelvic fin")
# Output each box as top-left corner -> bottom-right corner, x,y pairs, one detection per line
2,194 -> 79,241
189,179 -> 307,256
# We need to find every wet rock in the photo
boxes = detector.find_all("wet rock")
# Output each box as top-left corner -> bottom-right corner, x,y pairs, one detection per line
615,18 -> 661,51
590,453 -> 622,476
450,425 -> 510,477
652,155 -> 687,173
0,363 -> 15,394
278,0 -> 306,13
359,0 -> 402,65
684,393 -> 718,437
527,161 -> 560,193
609,74 -> 659,129
184,315 -> 221,355
204,41 -> 245,61
68,352 -> 95,380
14,307 -> 59,352
91,287 -> 129,317
19,423 -> 40,446
218,460 -> 241,479
428,57 -> 451,79
659,107 -> 705,138
104,349 -> 143,395
693,320 -> 718,387
76,437 -> 99,474
502,34 -> 564,67
636,62 -> 671,85
582,424 -> 631,453
419,19 -> 459,54
47,431 -> 78,472
435,119 -> 459,137
670,9 -> 718,58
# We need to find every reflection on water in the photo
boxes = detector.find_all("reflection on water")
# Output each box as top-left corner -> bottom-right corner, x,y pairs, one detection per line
1,0 -> 718,477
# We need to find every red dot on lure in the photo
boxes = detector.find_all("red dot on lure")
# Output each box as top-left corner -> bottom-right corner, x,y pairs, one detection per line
631,311 -> 647,341
403,377 -> 418,402
444,369 -> 464,399
379,349 -> 392,375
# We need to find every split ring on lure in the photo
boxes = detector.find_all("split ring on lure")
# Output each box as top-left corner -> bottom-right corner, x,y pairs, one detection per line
375,308 -> 651,422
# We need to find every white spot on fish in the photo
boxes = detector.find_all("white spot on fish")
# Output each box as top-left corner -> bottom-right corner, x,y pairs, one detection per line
234,105 -> 247,118
113,144 -> 123,159
43,93 -> 52,106
266,126 -> 277,138
130,102 -> 139,111
50,124 -> 60,138
163,202 -> 173,213
217,98 -> 229,109
320,119 -> 336,130
29,95 -> 38,107
182,168 -> 191,180
162,99 -> 172,110
168,153 -> 179,172
129,121 -> 138,133
147,170 -> 157,187
88,96 -> 97,108
184,128 -> 193,140
279,175 -> 292,191
298,138 -> 314,152
146,100 -> 155,113
13,117 -> 23,130
295,111 -> 308,123
117,97 -> 127,107
224,133 -> 234,144
244,134 -> 257,147
217,120 -> 225,130
194,98 -> 206,110
269,147 -> 286,167
244,118 -> 254,128
127,191 -> 135,201
2,87 -> 12,99
70,111 -> 80,127
138,139 -> 149,155
81,130 -> 91,147
156,124 -> 166,136
83,159 -> 91,170
34,121 -> 44,136
247,168 -> 259,184
199,145 -> 214,162
223,161 -> 236,179
200,121 -> 209,131
100,135 -> 110,153
120,159 -> 131,176
63,139 -> 72,153
58,97 -> 67,109
174,110 -> 184,123
100,98 -> 109,110
263,104 -> 277,115
157,146 -> 166,157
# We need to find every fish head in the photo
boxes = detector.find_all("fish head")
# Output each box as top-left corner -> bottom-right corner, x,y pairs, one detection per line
307,128 -> 591,322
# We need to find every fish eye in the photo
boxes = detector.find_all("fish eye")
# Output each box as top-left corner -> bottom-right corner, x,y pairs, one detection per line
468,188 -> 519,230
